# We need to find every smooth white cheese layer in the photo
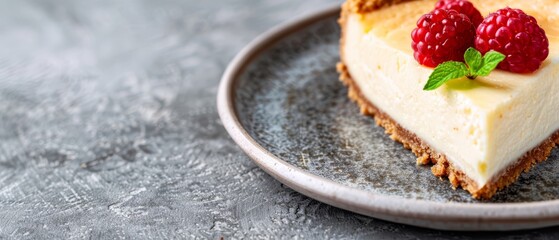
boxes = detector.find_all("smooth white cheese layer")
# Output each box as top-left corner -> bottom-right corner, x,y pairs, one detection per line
343,0 -> 559,187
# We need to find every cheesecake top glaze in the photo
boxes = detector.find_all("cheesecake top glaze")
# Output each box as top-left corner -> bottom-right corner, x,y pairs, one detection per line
359,0 -> 559,109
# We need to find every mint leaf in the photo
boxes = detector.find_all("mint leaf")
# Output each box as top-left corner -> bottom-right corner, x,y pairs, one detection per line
422,48 -> 506,91
423,61 -> 469,91
476,51 -> 506,76
464,47 -> 482,73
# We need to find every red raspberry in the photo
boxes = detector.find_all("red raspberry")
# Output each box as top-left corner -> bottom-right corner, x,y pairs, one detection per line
475,8 -> 549,73
411,9 -> 476,68
435,0 -> 484,28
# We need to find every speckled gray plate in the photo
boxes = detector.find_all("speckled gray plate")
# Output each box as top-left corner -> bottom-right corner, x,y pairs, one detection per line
217,5 -> 559,231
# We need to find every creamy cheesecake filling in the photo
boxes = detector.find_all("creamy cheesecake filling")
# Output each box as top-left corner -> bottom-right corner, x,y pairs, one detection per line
343,0 -> 559,187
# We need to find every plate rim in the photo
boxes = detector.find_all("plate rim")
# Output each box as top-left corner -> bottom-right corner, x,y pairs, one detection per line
217,4 -> 559,231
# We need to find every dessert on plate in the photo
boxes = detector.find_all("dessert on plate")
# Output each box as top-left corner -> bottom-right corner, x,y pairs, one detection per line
337,0 -> 559,199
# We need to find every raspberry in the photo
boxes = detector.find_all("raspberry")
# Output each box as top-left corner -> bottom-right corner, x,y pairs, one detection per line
411,9 -> 476,68
475,8 -> 549,73
435,0 -> 484,28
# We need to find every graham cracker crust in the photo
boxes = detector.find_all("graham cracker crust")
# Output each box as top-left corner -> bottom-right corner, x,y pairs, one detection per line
337,1 -> 559,199
347,0 -> 414,14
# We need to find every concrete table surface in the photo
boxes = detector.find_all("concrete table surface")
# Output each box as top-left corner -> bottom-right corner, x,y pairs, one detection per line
1,0 -> 559,239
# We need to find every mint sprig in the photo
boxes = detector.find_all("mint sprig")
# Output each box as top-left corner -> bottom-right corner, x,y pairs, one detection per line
423,48 -> 505,91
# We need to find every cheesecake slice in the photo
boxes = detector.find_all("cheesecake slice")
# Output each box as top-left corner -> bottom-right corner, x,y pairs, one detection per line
338,0 -> 559,199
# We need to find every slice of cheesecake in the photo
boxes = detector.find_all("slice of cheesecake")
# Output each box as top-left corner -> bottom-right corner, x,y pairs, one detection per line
338,0 -> 559,199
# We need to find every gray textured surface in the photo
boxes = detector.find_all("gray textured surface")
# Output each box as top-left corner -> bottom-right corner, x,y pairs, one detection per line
2,0 -> 559,239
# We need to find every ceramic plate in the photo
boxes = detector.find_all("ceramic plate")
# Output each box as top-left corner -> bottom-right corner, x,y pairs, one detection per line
217,5 -> 559,231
